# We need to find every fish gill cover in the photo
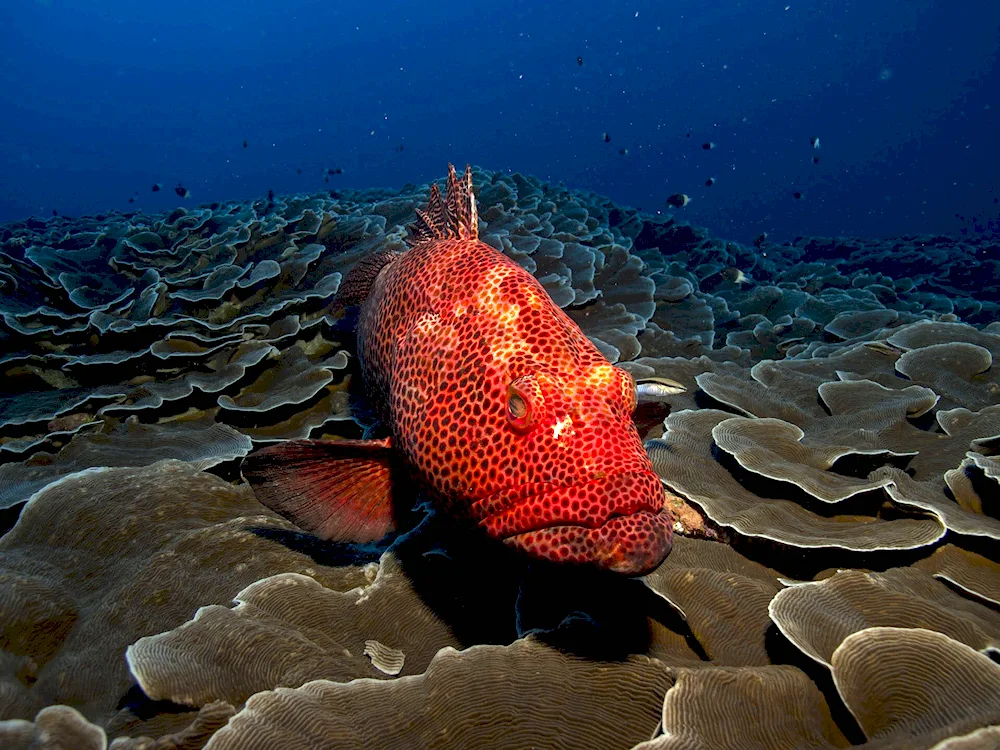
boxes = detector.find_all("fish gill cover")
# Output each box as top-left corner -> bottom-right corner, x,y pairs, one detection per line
0,2 -> 999,750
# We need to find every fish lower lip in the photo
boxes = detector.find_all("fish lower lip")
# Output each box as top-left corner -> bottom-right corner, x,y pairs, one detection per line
502,507 -> 674,576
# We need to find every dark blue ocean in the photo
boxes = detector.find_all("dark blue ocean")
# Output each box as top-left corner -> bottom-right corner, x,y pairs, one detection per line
2,0 -> 998,239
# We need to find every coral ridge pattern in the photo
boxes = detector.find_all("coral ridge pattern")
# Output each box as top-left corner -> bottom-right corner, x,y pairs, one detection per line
0,167 -> 998,748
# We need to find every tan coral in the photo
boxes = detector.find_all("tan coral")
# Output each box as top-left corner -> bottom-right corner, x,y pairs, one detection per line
644,537 -> 782,666
647,409 -> 945,550
0,460 -> 370,729
107,701 -> 236,750
768,567 -> 1000,668
911,545 -> 1000,606
202,639 -> 670,750
634,665 -> 849,749
126,554 -> 458,708
711,416 -> 900,503
831,627 -> 1000,747
0,705 -> 107,750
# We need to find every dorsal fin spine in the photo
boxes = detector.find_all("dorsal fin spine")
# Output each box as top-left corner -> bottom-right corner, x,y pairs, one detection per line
406,164 -> 479,246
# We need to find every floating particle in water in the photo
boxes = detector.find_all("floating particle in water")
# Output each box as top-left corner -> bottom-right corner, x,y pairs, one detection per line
810,136 -> 821,149
602,132 -> 611,143
175,184 -> 190,199
879,67 -> 893,81
151,183 -> 161,192
702,141 -> 715,150
243,139 -> 248,148
619,147 -> 629,156
754,232 -> 768,248
705,176 -> 716,187
665,193 -> 690,208
577,56 -> 584,66
793,190 -> 803,200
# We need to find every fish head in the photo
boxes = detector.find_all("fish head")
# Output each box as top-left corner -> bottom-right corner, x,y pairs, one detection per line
404,300 -> 673,576
473,359 -> 673,576
388,245 -> 673,576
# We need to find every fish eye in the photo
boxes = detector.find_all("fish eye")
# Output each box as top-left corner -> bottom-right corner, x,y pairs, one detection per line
506,376 -> 538,431
508,392 -> 527,419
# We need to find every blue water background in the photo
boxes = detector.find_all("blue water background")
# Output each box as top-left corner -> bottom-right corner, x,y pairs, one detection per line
1,0 -> 998,240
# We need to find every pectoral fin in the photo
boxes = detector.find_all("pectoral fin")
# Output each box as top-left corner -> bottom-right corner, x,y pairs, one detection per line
241,437 -> 397,543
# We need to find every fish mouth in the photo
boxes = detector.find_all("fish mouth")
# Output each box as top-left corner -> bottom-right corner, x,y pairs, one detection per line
478,471 -> 674,576
504,509 -> 673,576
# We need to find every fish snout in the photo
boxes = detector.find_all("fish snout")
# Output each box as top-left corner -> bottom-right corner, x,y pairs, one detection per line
496,471 -> 674,576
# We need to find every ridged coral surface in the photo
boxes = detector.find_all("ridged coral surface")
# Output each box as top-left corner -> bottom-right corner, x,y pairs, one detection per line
1,168 -> 998,749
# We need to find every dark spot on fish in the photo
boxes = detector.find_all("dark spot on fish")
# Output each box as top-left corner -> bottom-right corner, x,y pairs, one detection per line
128,197 -> 135,204
813,155 -> 820,164
577,56 -> 584,66
619,147 -> 629,156
327,167 -> 343,175
665,193 -> 689,208
297,168 -> 303,174
395,144 -> 405,152
754,232 -> 768,248
704,177 -> 715,187
51,209 -> 57,216
151,183 -> 161,193
793,191 -> 803,200
174,184 -> 190,199
702,142 -> 715,150
243,139 -> 248,148
602,132 -> 611,143
267,189 -> 274,202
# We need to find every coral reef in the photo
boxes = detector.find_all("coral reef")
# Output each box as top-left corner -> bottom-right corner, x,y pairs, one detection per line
1,168 -> 998,748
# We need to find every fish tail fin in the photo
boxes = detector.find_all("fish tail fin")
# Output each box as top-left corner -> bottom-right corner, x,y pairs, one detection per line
334,247 -> 399,307
406,163 -> 478,245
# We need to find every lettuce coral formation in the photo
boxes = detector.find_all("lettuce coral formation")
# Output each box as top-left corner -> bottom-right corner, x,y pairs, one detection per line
0,168 -> 998,748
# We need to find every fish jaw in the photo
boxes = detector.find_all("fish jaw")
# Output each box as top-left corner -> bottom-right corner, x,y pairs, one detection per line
504,510 -> 673,576
478,470 -> 674,576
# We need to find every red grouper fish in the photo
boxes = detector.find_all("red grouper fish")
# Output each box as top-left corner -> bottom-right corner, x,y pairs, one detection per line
242,164 -> 673,575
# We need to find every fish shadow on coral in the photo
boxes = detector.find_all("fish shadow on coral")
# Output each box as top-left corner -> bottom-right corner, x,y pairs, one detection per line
115,683 -> 196,721
246,493 -> 702,662
513,557 -> 706,661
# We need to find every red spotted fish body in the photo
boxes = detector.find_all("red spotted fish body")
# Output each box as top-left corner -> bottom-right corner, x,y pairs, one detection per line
243,165 -> 673,575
